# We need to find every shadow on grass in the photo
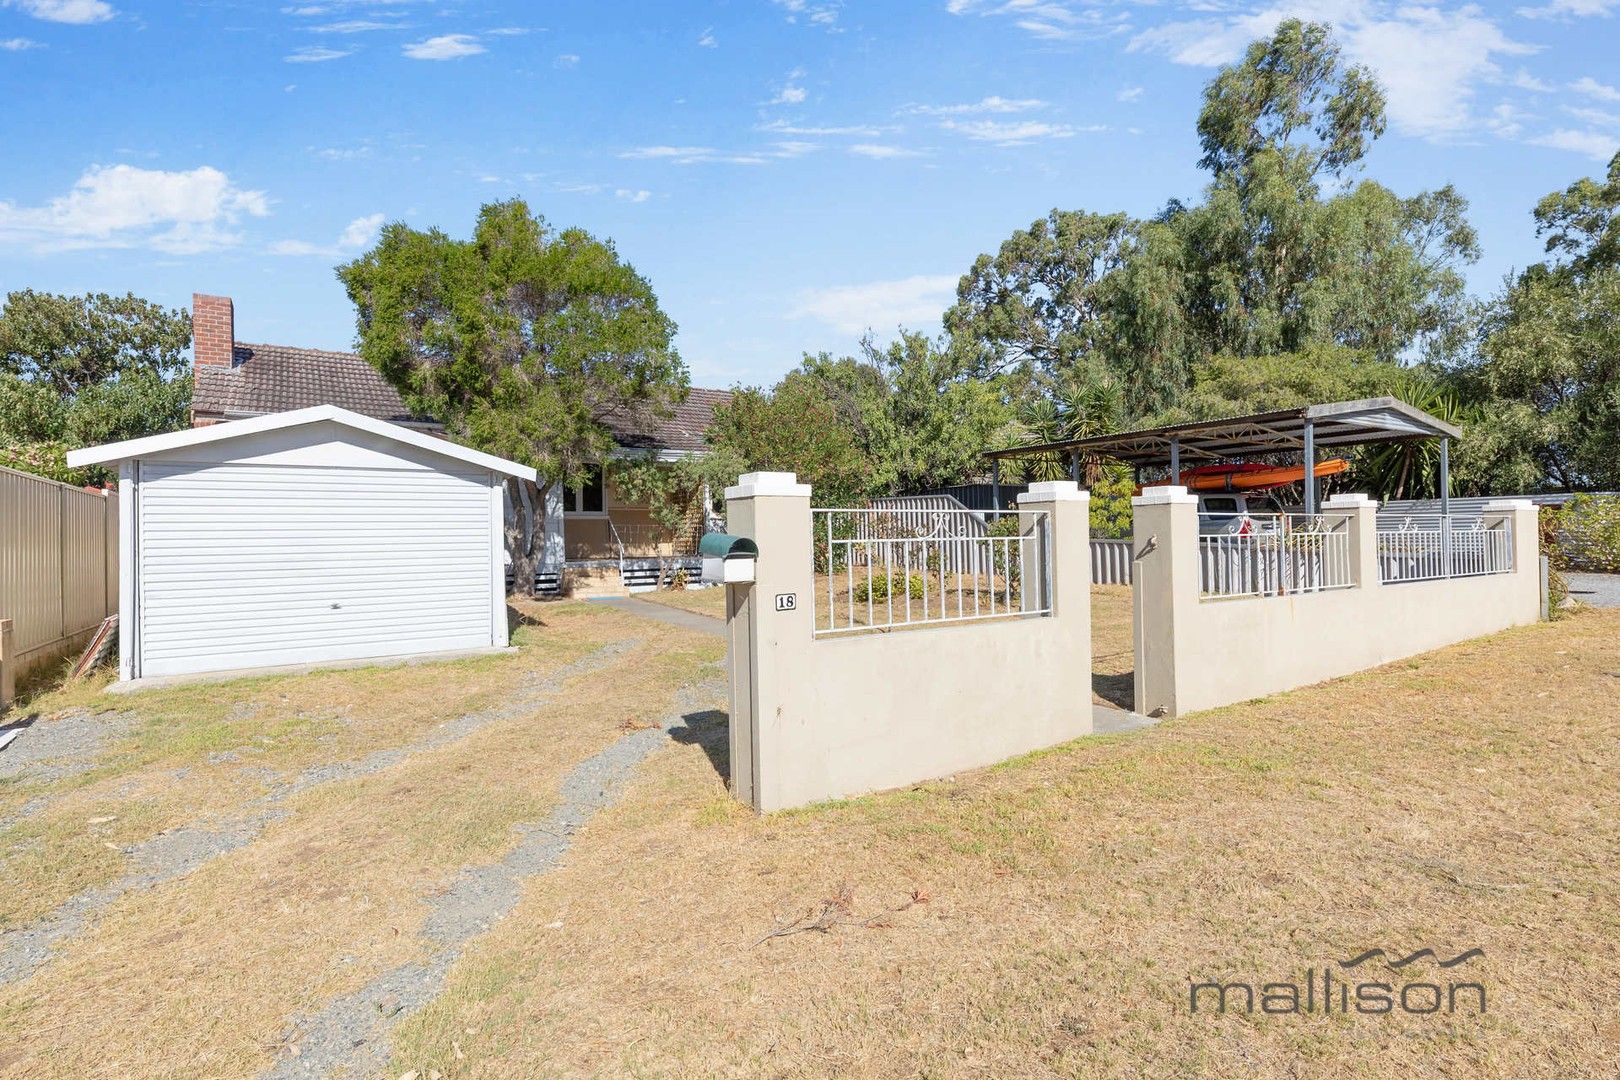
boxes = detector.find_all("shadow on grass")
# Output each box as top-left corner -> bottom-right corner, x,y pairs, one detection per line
670,708 -> 729,785
1093,671 -> 1135,712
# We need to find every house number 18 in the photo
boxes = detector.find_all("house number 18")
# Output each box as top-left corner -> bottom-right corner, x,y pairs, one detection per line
774,593 -> 797,612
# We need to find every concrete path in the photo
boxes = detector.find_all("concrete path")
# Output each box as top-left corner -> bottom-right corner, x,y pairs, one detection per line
586,595 -> 725,636
1092,703 -> 1157,735
1567,572 -> 1620,608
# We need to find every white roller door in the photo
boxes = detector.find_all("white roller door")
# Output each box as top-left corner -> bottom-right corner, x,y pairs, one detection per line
135,460 -> 494,678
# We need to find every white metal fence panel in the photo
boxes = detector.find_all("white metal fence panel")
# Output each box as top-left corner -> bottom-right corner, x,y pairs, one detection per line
1198,514 -> 1353,600
1378,517 -> 1513,584
0,465 -> 118,667
812,507 -> 1050,636
1091,539 -> 1132,585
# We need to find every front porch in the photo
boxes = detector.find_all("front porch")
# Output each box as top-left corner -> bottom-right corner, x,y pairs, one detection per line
536,463 -> 714,597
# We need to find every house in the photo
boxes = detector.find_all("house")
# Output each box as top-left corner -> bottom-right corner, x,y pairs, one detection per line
66,406 -> 535,683
186,294 -> 731,595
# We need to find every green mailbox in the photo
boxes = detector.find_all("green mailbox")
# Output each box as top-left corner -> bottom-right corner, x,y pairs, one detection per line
700,532 -> 758,584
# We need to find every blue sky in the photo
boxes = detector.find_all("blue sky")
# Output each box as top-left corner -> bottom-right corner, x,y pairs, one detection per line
2,1 -> 1617,390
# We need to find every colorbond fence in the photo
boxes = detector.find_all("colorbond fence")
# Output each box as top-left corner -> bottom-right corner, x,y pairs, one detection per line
0,465 -> 118,679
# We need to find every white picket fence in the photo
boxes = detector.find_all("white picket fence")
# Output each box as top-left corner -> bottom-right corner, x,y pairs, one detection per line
0,465 -> 118,681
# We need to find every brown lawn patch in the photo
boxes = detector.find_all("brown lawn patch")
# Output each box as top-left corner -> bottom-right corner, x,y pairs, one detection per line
1091,584 -> 1133,708
635,585 -> 727,620
388,609 -> 1620,1079
0,605 -> 723,1079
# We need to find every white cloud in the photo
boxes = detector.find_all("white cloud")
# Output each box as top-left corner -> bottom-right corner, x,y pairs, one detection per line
4,0 -> 113,24
1117,85 -> 1143,102
2,36 -> 43,49
1572,76 -> 1620,102
403,33 -> 484,60
906,95 -> 1046,116
1129,3 -> 1535,141
554,52 -> 579,68
313,19 -> 400,33
791,274 -> 958,335
764,82 -> 803,106
945,0 -> 1134,42
1516,0 -> 1615,18
618,145 -> 772,165
269,211 -> 384,257
0,164 -> 269,254
1564,105 -> 1620,127
757,119 -> 892,137
1511,69 -> 1552,92
1529,128 -> 1620,159
772,0 -> 841,29
848,143 -> 922,158
698,27 -> 717,47
615,188 -> 652,203
940,118 -> 1094,143
285,45 -> 353,62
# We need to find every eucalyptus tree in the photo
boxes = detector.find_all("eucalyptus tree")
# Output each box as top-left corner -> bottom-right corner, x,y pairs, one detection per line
947,19 -> 1479,421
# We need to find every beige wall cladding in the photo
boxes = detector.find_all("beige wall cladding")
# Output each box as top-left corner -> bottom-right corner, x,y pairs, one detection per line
1132,487 -> 1542,719
0,466 -> 118,678
722,473 -> 1094,813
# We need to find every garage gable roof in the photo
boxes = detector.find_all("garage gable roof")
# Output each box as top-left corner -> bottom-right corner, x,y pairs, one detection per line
66,404 -> 539,481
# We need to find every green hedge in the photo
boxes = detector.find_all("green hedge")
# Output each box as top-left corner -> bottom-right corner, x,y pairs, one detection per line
1558,494 -> 1620,573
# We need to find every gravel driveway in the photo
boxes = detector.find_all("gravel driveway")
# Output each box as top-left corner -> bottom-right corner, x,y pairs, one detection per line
1567,572 -> 1620,608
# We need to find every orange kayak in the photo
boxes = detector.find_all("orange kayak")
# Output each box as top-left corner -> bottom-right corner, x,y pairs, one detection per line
1134,458 -> 1351,494
1178,458 -> 1349,492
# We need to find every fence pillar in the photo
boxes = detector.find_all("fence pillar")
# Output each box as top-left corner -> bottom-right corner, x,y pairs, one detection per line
1020,481 -> 1090,621
721,472 -> 814,812
1323,493 -> 1379,589
1131,485 -> 1199,720
1483,499 -> 1540,578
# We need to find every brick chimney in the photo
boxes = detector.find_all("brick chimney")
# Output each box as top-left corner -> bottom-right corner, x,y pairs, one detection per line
192,293 -> 235,369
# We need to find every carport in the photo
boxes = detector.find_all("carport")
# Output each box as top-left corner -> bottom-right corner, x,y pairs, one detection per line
983,396 -> 1463,516
67,405 -> 536,684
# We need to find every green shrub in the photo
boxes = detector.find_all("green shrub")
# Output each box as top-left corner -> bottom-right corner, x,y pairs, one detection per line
1540,505 -> 1569,613
852,570 -> 926,602
1559,494 -> 1620,573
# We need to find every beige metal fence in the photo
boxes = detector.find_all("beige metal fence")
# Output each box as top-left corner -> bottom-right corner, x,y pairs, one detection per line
0,465 -> 118,682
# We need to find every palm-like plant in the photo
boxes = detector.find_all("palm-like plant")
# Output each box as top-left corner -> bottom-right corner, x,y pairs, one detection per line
1005,373 -> 1127,483
1357,371 -> 1472,500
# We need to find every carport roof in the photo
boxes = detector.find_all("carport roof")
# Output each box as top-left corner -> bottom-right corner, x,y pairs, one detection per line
983,397 -> 1462,470
65,404 -> 539,481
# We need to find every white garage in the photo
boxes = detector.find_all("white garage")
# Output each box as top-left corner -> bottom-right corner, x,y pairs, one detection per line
66,405 -> 536,683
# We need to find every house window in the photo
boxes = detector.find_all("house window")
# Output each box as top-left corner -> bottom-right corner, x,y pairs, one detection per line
565,466 -> 605,513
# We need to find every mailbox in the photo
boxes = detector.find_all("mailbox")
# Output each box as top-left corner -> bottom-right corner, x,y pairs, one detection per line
700,532 -> 758,585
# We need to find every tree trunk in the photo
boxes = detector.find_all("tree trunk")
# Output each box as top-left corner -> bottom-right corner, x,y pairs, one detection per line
505,476 -> 546,597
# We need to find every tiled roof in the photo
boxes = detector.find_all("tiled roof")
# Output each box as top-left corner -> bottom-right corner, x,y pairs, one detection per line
601,387 -> 734,454
192,342 -> 730,452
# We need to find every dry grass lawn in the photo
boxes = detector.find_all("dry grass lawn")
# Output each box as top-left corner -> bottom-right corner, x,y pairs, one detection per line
388,608 -> 1620,1079
5,591 -> 1617,1079
0,602 -> 724,1078
636,584 -> 727,620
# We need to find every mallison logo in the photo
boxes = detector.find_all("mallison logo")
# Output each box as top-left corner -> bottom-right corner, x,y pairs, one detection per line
1187,947 -> 1486,1016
